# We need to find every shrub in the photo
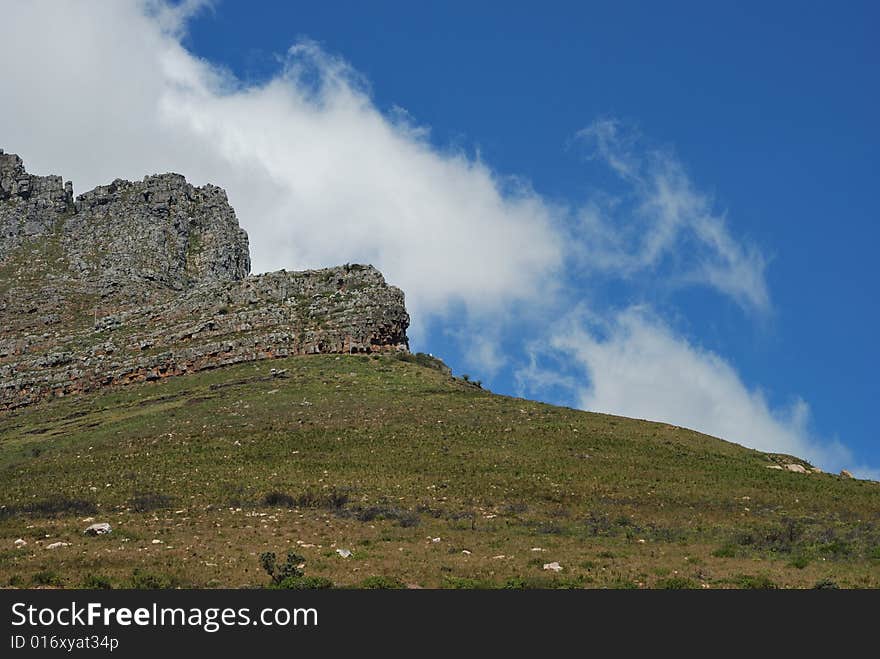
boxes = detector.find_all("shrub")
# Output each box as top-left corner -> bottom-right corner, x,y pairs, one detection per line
394,352 -> 450,373
733,574 -> 778,590
359,575 -> 405,589
656,576 -> 698,589
789,555 -> 811,569
262,491 -> 296,507
276,488 -> 350,510
442,576 -> 494,589
341,505 -> 420,528
607,577 -> 639,589
130,569 -> 177,589
712,544 -> 738,558
260,551 -> 304,586
502,577 -> 527,589
31,570 -> 63,587
325,489 -> 350,510
276,576 -> 333,590
813,579 -> 840,589
129,492 -> 174,512
82,573 -> 113,589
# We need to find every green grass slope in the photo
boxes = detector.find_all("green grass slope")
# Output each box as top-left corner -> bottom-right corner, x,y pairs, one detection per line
1,354 -> 878,589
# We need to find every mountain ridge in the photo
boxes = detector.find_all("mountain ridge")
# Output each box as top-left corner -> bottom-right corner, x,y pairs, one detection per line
0,150 -> 409,409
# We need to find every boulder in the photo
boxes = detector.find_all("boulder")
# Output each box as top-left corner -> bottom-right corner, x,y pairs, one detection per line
84,522 -> 112,536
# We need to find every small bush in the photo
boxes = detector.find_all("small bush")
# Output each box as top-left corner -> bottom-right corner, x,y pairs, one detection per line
501,502 -> 528,515
82,573 -> 113,589
8,575 -> 25,587
656,576 -> 698,589
129,492 -> 174,513
262,491 -> 296,507
733,574 -> 778,590
607,577 -> 640,589
341,505 -> 420,528
812,579 -> 840,589
31,570 -> 64,587
276,576 -> 334,590
789,555 -> 811,569
394,352 -> 450,373
326,489 -> 350,510
442,576 -> 494,589
712,544 -> 738,558
359,575 -> 405,589
130,569 -> 176,589
260,551 -> 304,586
281,488 -> 350,510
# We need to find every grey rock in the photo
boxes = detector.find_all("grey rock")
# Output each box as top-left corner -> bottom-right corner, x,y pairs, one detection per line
0,150 -> 410,409
84,522 -> 112,536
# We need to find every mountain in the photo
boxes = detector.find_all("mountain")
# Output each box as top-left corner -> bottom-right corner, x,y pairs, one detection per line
0,151 -> 877,589
0,151 -> 408,410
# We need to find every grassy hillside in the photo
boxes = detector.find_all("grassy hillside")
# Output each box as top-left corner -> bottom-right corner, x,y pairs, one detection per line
1,354 -> 877,589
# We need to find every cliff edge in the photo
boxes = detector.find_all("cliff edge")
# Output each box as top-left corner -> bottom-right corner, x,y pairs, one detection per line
0,150 -> 409,409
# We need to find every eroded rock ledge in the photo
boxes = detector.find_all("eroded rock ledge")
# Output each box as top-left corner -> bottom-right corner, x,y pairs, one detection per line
0,150 -> 409,409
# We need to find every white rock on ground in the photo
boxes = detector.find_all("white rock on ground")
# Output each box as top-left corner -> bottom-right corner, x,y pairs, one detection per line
543,562 -> 563,572
84,522 -> 112,535
336,548 -> 352,558
46,542 -> 70,550
14,538 -> 26,548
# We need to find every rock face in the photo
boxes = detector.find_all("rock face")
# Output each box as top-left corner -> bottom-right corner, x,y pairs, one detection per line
0,150 -> 409,409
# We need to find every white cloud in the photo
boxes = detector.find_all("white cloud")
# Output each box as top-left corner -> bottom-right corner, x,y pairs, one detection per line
0,3 -> 768,335
3,1 -> 869,475
575,119 -> 770,313
523,306 -> 871,476
0,1 -> 563,337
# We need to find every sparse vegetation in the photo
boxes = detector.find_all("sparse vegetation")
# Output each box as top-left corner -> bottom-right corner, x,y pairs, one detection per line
731,574 -> 778,590
359,575 -> 405,589
31,570 -> 64,587
81,573 -> 113,589
1,354 -> 878,589
129,492 -> 174,512
130,569 -> 179,590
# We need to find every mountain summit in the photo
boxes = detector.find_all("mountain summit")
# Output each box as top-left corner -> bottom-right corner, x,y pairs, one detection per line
0,151 -> 409,409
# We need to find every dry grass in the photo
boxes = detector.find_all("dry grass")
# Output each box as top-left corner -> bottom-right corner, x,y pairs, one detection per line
1,354 -> 878,589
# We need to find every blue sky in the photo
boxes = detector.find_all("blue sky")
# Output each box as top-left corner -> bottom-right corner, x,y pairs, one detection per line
2,1 -> 877,476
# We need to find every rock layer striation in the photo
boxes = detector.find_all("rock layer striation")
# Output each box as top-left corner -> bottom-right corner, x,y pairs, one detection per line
0,150 -> 409,409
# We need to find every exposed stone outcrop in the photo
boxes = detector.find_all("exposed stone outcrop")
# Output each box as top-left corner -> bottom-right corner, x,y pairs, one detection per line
0,151 -> 409,409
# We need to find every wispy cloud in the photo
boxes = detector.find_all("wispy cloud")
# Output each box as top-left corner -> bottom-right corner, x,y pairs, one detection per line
574,119 -> 771,313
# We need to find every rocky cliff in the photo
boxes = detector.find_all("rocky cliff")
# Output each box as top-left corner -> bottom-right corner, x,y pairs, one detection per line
0,150 -> 409,409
